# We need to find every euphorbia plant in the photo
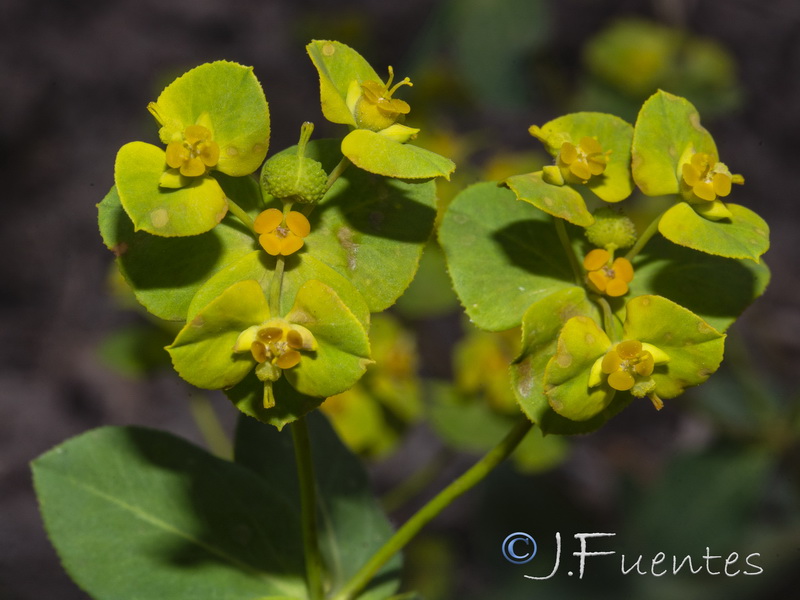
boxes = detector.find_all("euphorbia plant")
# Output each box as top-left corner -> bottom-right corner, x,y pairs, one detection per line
32,39 -> 769,600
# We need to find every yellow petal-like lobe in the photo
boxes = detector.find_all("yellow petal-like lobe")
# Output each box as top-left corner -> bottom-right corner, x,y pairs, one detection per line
616,340 -> 642,359
580,136 -> 603,155
180,157 -> 206,178
279,235 -> 304,256
559,142 -> 578,164
635,352 -> 655,376
569,160 -> 592,181
682,162 -> 700,186
165,142 -> 186,169
250,341 -> 268,363
254,208 -> 283,233
608,370 -> 635,391
584,248 -> 610,271
712,172 -> 732,197
588,270 -> 609,292
276,350 -> 301,369
612,257 -> 634,282
601,351 -> 621,374
259,233 -> 282,255
286,211 -> 311,238
693,181 -> 716,201
200,141 -> 220,167
605,278 -> 629,297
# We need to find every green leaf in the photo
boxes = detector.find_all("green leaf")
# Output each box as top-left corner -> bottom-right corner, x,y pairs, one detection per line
438,182 -> 575,331
32,426 -> 306,600
235,412 -> 401,600
98,181 -> 258,321
627,234 -> 770,332
295,140 -> 438,312
167,280 -> 269,389
531,112 -> 634,202
115,142 -> 229,237
227,373 -> 324,431
285,279 -> 371,398
658,202 -> 770,262
503,171 -> 593,226
623,295 -> 725,399
149,60 -> 270,176
631,90 -> 717,195
341,129 -> 455,180
186,250 -> 370,329
543,316 -> 616,421
510,288 -> 628,434
306,40 -> 380,127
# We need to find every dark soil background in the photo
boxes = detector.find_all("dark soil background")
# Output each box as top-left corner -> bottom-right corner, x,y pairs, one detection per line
2,1 -> 799,599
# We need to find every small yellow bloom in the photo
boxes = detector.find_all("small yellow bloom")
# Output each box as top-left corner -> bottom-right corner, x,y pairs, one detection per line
165,124 -> 219,177
558,137 -> 609,183
589,339 -> 670,409
583,248 -> 634,297
353,66 -> 413,131
254,208 -> 311,256
234,318 -> 318,405
681,152 -> 734,202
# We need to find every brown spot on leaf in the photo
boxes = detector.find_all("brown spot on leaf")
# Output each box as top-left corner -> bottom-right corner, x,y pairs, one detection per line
112,242 -> 128,257
337,226 -> 359,270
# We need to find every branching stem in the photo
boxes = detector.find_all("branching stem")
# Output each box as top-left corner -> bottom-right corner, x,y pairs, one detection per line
226,198 -> 256,234
624,208 -> 667,262
331,417 -> 533,600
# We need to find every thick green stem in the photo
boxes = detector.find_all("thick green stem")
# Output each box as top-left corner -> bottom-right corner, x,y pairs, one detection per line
226,198 -> 256,234
624,209 -> 666,262
332,417 -> 533,600
291,417 -> 325,600
554,218 -> 583,285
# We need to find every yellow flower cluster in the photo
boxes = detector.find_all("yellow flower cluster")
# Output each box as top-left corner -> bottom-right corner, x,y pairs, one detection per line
583,248 -> 634,297
354,66 -> 413,132
558,137 -> 609,182
680,152 -> 732,202
165,125 -> 219,177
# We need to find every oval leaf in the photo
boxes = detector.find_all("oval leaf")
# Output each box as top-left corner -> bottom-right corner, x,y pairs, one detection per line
115,141 -> 229,237
626,234 -> 770,332
32,426 -> 306,600
658,202 -> 769,262
285,279 -> 371,398
504,171 -> 593,226
532,111 -> 634,202
186,250 -> 370,329
341,129 -> 455,180
98,180 -> 258,321
510,288 -> 629,434
439,182 -> 575,331
631,90 -> 717,196
306,40 -> 380,127
623,295 -> 725,399
151,60 -> 270,176
295,139 -> 438,312
543,316 -> 615,421
167,279 -> 270,389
